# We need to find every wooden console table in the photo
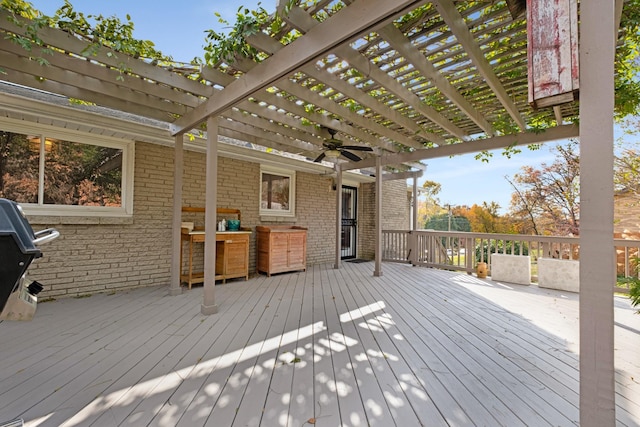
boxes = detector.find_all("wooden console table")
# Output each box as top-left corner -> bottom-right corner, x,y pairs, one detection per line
180,229 -> 251,289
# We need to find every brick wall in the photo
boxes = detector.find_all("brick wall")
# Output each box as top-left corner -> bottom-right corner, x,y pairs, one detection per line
27,142 -> 340,298
358,179 -> 411,259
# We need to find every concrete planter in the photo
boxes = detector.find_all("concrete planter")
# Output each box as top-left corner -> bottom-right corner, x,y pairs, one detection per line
490,254 -> 531,285
537,258 -> 579,293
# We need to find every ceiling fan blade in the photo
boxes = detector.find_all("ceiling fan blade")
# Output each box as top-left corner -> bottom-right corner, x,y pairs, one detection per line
313,152 -> 326,163
341,145 -> 374,151
340,150 -> 362,162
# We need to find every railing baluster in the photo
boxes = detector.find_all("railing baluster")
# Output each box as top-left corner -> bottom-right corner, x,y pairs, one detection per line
382,229 -> 640,293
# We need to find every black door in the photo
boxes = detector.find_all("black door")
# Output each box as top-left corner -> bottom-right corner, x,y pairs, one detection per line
341,186 -> 357,259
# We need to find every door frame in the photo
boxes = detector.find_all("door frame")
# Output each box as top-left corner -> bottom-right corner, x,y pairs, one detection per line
341,186 -> 358,259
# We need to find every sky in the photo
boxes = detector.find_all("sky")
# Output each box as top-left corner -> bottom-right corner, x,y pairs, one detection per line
30,1 -> 636,213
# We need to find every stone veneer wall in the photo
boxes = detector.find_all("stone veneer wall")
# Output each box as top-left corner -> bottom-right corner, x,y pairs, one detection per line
27,142 -> 337,298
358,179 -> 411,259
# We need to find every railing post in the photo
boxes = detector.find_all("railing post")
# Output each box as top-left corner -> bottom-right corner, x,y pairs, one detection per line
408,231 -> 417,265
542,241 -> 551,258
466,236 -> 474,273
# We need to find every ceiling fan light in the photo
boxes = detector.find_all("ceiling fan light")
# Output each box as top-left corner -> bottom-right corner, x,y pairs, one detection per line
324,149 -> 341,159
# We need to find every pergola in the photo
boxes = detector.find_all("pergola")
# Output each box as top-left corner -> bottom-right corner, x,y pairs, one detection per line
0,1 -> 626,425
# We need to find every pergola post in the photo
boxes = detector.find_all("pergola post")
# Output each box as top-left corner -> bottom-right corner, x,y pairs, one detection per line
409,175 -> 419,265
579,1 -> 616,425
201,116 -> 220,315
412,175 -> 418,231
334,164 -> 343,269
169,133 -> 184,296
374,156 -> 383,277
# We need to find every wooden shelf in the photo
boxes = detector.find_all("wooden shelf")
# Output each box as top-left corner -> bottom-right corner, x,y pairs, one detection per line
180,206 -> 251,288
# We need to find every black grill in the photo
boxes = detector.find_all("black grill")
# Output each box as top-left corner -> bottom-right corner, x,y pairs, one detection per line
0,198 -> 58,320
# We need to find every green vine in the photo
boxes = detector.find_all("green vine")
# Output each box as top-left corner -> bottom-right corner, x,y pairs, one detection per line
202,0 -> 300,66
2,0 -> 172,78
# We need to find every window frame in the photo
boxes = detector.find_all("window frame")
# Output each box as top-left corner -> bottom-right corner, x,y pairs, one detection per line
259,165 -> 296,217
0,118 -> 134,218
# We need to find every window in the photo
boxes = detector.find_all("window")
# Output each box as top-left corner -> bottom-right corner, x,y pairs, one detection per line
260,166 -> 295,217
0,120 -> 134,217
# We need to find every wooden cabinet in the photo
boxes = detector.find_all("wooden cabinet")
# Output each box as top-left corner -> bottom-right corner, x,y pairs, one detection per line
256,226 -> 307,276
216,232 -> 250,283
180,230 -> 251,288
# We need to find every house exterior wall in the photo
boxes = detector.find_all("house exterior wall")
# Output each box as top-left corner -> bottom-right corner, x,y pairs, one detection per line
358,179 -> 411,260
26,142 -> 341,298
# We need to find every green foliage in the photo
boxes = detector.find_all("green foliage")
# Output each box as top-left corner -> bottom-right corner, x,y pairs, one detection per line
474,150 -> 493,163
616,0 -> 640,119
3,0 -> 171,77
475,240 -> 529,263
202,0 -> 301,66
501,142 -> 521,159
617,276 -> 640,313
425,214 -> 471,232
204,6 -> 269,65
630,278 -> 640,313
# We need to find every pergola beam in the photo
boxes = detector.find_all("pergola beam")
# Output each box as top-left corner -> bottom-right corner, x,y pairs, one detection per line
247,91 -> 399,153
198,66 -> 399,152
231,57 -> 420,151
223,108 -> 322,148
283,6 -> 468,141
218,119 -> 319,157
170,0 -> 428,135
0,38 -> 206,110
0,51 -> 191,117
236,99 -> 324,145
0,67 -> 174,122
247,32 -> 443,147
377,24 -> 495,135
0,9 -> 210,97
341,124 -> 579,170
381,170 -> 424,181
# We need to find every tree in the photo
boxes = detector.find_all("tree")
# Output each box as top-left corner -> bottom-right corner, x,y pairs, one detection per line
458,202 -> 512,233
416,180 -> 442,228
0,131 -> 39,203
425,211 -> 471,232
614,148 -> 640,197
507,141 -> 580,236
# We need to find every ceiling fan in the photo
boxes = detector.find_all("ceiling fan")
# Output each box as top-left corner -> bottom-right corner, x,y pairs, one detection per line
313,128 -> 374,163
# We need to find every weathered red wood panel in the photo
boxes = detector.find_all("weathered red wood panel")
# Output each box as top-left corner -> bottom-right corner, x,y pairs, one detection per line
527,0 -> 579,109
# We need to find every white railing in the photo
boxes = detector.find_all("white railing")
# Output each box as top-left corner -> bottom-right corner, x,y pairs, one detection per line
381,229 -> 639,293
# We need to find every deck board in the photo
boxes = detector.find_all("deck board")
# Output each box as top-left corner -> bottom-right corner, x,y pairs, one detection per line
285,264 -> 317,427
402,281 -> 577,424
334,265 -> 429,427
0,262 -> 638,427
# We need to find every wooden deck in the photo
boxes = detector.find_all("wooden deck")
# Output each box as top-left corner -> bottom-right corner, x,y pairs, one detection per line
0,262 -> 638,427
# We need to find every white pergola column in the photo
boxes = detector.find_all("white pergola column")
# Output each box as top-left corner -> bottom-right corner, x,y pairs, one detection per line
334,164 -> 343,269
579,1 -> 615,425
412,175 -> 418,231
201,116 -> 220,315
374,156 -> 383,277
169,133 -> 184,296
